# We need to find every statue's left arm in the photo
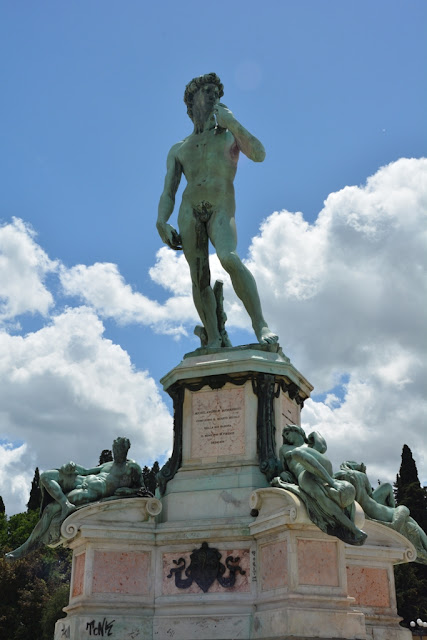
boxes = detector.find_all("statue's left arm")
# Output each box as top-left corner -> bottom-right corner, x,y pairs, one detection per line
214,103 -> 265,162
286,446 -> 337,488
67,463 -> 102,476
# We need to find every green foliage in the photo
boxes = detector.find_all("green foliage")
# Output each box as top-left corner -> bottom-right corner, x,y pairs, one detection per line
99,449 -> 113,464
143,461 -> 159,495
0,496 -> 5,514
0,546 -> 71,640
394,563 -> 427,627
395,444 -> 427,532
0,512 -> 7,547
394,444 -> 427,627
397,444 -> 420,486
3,510 -> 40,552
40,583 -> 69,639
27,467 -> 42,512
0,552 -> 49,639
0,484 -> 72,640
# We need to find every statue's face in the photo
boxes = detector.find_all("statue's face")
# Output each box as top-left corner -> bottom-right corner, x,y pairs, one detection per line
192,82 -> 220,115
112,439 -> 128,462
283,428 -> 305,446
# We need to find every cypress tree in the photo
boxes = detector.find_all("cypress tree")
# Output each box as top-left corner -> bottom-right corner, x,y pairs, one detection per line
0,496 -> 5,514
393,445 -> 427,627
398,444 -> 420,486
395,444 -> 427,530
27,467 -> 42,512
143,462 -> 159,495
99,449 -> 113,465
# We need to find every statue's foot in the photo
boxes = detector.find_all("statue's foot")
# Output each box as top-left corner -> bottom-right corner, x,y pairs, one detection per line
256,326 -> 279,345
205,337 -> 223,349
353,529 -> 368,546
5,541 -> 30,561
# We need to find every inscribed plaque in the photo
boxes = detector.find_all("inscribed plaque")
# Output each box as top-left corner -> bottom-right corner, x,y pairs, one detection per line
191,387 -> 245,458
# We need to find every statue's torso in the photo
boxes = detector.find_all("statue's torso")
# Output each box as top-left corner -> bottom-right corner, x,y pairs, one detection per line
177,128 -> 238,210
77,462 -> 134,497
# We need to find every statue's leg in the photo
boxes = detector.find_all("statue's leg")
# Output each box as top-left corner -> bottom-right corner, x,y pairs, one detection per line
179,206 -> 222,347
67,484 -> 102,506
372,482 -> 396,508
209,211 -> 278,345
40,470 -> 77,519
5,503 -> 60,560
301,473 -> 366,543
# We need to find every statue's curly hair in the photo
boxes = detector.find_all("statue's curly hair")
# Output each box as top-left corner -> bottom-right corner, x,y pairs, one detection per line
184,73 -> 224,121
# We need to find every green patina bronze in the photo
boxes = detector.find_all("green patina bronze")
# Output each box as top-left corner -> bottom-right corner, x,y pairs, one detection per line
5,437 -> 146,560
157,73 -> 278,348
336,461 -> 427,564
271,425 -> 367,546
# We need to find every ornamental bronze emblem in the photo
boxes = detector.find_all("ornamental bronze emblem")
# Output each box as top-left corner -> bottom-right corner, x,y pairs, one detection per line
167,541 -> 246,593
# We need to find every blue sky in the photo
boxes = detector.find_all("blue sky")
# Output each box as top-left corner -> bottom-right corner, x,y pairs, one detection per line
0,1 -> 426,515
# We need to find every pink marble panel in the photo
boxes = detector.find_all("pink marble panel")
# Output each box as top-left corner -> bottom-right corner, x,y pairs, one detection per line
72,551 -> 85,597
281,393 -> 300,428
260,541 -> 288,591
162,548 -> 250,595
92,550 -> 150,595
191,388 -> 245,458
346,565 -> 390,608
297,539 -> 339,586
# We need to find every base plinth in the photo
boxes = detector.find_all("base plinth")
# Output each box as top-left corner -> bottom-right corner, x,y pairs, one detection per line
55,349 -> 413,640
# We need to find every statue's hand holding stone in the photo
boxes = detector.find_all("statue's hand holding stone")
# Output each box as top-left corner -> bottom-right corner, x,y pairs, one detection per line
156,221 -> 182,251
213,102 -> 234,129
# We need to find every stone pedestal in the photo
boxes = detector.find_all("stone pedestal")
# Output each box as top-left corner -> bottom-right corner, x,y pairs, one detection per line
55,498 -> 161,639
55,346 -> 414,640
158,345 -> 312,523
249,488 -> 413,640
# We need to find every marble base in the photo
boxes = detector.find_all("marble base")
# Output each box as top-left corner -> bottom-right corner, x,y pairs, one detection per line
55,490 -> 413,640
55,350 -> 413,640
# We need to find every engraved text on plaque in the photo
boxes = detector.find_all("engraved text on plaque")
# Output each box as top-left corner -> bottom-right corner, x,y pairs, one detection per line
191,388 -> 245,458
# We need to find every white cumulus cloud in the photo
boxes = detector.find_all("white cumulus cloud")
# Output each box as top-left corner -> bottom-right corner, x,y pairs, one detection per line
0,307 -> 172,515
0,218 -> 57,322
244,157 -> 427,483
0,158 -> 426,516
60,261 -> 195,337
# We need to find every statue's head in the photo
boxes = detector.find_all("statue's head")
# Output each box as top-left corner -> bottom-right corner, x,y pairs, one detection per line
282,424 -> 307,445
112,437 -> 131,461
340,461 -> 366,473
184,73 -> 224,122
